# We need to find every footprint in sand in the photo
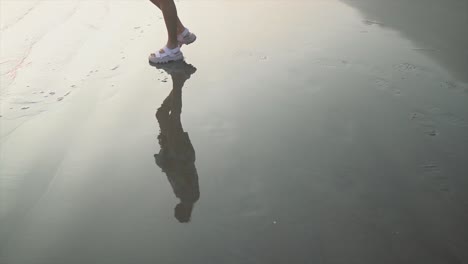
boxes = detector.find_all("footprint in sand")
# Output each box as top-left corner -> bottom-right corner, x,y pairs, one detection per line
393,62 -> 419,72
6,87 -> 77,119
440,80 -> 457,90
375,78 -> 401,96
440,80 -> 468,96
375,78 -> 390,91
55,91 -> 71,102
421,163 -> 450,192
410,111 -> 439,137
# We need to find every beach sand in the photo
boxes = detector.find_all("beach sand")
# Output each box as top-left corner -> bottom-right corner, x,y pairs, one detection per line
1,0 -> 468,263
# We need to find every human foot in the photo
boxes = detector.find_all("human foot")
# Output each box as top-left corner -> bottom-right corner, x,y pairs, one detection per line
149,46 -> 184,64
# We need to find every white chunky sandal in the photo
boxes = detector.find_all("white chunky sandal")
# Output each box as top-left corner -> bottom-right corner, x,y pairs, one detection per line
177,28 -> 197,46
149,46 -> 184,64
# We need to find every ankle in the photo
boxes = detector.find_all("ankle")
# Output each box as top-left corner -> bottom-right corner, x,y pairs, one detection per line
166,41 -> 178,49
177,26 -> 186,35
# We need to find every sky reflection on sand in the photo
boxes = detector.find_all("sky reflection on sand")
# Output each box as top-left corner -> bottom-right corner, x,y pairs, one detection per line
1,1 -> 468,263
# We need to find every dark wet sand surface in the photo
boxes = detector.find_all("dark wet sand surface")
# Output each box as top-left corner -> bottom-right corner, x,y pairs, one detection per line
1,0 -> 468,263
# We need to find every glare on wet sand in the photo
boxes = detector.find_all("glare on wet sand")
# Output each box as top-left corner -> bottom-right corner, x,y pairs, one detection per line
1,0 -> 468,263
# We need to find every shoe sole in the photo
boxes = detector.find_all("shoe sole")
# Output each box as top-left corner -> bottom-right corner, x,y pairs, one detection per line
180,34 -> 197,46
148,52 -> 184,64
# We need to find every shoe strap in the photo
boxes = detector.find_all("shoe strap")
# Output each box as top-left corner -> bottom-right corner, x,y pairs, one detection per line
177,28 -> 190,41
157,46 -> 180,58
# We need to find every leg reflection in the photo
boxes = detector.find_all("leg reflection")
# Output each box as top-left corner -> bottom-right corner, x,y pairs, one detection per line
153,61 -> 199,223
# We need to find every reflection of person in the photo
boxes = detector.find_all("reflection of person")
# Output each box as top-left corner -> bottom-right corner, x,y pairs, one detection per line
153,61 -> 199,223
148,0 -> 197,64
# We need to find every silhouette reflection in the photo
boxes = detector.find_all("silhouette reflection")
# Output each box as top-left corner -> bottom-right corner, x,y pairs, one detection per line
153,61 -> 199,223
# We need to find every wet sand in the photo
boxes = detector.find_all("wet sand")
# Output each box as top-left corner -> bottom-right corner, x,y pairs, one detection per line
1,0 -> 468,263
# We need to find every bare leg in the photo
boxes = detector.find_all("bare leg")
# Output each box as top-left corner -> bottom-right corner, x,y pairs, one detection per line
149,0 -> 186,36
